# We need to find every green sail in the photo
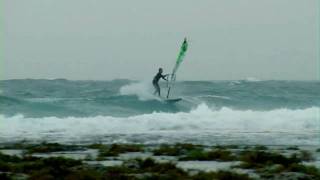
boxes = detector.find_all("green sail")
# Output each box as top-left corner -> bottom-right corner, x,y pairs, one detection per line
167,38 -> 188,98
171,38 -> 188,78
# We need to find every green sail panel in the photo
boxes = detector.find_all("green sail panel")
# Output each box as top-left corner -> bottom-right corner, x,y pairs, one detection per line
171,38 -> 188,79
167,38 -> 188,98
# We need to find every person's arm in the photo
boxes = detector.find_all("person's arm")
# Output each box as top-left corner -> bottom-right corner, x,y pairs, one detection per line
161,74 -> 168,81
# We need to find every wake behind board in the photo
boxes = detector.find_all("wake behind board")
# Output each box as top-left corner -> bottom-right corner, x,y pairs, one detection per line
163,98 -> 182,103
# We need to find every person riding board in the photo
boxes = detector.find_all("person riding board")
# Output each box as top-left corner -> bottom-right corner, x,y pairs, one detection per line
152,68 -> 168,97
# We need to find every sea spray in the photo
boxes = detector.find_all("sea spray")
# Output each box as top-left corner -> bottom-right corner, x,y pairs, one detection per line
119,80 -> 160,101
0,104 -> 318,145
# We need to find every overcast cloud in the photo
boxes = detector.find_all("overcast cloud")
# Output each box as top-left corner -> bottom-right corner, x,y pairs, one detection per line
3,0 -> 319,80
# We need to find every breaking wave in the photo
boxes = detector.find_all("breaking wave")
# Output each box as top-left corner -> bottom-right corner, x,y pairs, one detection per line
1,104 -> 318,145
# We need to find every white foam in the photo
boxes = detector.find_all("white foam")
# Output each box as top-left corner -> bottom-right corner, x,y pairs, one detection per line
0,104 -> 319,145
229,81 -> 242,86
119,81 -> 160,101
245,77 -> 261,82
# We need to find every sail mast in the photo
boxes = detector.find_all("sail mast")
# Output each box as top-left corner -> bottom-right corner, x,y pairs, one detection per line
166,38 -> 188,99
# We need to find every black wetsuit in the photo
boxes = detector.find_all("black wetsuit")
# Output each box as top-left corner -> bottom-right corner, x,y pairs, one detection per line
153,72 -> 166,96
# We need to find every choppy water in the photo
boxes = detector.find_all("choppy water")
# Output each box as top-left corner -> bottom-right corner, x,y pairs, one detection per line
0,79 -> 319,145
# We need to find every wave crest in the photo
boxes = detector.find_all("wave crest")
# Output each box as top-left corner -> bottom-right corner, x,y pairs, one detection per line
0,104 -> 318,144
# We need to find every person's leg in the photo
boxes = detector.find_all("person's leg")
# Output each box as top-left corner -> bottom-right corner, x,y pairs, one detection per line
153,82 -> 157,95
155,83 -> 160,96
157,84 -> 161,96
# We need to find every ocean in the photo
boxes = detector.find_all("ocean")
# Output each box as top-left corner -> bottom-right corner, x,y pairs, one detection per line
0,79 -> 319,146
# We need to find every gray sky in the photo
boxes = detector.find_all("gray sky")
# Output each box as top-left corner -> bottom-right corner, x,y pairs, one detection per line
3,0 -> 319,80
